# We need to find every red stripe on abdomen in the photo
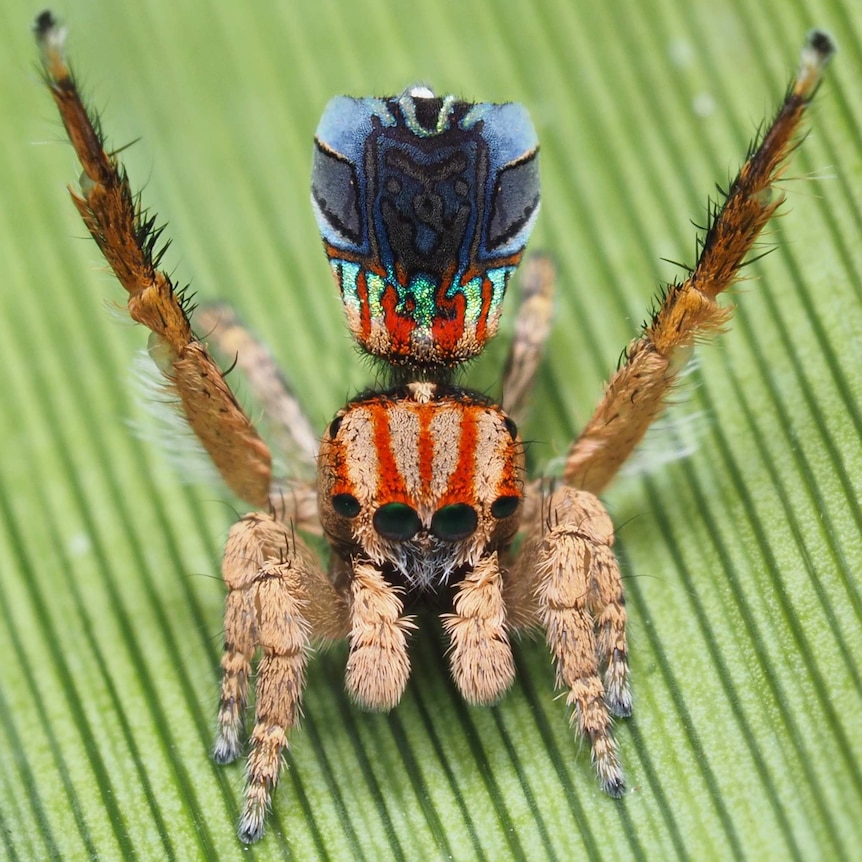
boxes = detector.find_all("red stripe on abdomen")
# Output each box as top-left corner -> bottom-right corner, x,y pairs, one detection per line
442,407 -> 477,507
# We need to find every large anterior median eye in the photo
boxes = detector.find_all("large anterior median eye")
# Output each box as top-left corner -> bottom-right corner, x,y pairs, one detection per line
373,503 -> 421,541
430,503 -> 478,542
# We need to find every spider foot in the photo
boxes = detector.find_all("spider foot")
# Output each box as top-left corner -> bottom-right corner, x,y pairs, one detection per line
567,685 -> 625,797
237,723 -> 287,843
604,647 -> 633,718
237,793 -> 268,845
212,722 -> 243,766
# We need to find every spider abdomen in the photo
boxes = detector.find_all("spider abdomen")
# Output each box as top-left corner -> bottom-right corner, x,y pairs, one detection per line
312,89 -> 541,366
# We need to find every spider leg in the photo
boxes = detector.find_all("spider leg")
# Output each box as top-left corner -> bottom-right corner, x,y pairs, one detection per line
345,561 -> 416,711
511,483 -> 631,793
195,303 -> 320,466
218,512 -> 348,843
35,14 -> 272,507
193,302 -> 323,533
564,32 -> 835,494
501,254 -> 556,425
442,551 -> 516,705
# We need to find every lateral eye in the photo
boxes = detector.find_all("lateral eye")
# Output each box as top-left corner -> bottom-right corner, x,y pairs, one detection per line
332,493 -> 361,518
328,415 -> 344,439
490,496 -> 520,519
373,502 -> 421,541
431,503 -> 478,541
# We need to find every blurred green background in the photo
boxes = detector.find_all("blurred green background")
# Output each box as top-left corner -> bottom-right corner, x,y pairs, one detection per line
2,0 -> 860,859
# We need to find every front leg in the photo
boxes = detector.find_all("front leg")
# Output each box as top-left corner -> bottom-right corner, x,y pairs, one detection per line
217,512 -> 348,843
512,485 -> 631,795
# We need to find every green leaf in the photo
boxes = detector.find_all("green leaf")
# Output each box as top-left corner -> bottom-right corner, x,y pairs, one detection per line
2,1 -> 860,859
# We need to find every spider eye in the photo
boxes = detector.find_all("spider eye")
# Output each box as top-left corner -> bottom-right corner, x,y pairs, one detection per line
490,495 -> 520,519
430,503 -> 478,541
373,502 -> 421,541
332,493 -> 361,518
329,416 -> 343,439
503,416 -> 518,439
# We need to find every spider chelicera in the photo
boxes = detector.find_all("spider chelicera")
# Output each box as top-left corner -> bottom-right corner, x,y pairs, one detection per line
35,11 -> 834,843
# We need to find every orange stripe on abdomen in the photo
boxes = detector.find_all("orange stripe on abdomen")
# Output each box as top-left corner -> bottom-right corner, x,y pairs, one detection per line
441,407 -> 477,507
372,401 -> 409,503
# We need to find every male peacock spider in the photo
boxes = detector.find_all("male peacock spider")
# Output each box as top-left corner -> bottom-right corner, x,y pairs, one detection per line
34,11 -> 834,843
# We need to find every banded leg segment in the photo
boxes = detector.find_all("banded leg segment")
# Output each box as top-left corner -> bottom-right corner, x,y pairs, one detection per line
564,32 -> 836,495
512,485 -> 631,794
35,14 -> 272,507
218,513 -> 348,843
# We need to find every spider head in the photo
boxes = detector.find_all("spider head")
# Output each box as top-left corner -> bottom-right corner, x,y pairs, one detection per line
318,383 -> 525,588
311,87 -> 540,368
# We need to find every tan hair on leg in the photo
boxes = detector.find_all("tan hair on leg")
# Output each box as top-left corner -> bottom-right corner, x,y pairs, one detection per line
514,486 -> 629,795
346,562 -> 415,711
501,254 -> 556,425
443,552 -> 515,705
216,513 -> 348,842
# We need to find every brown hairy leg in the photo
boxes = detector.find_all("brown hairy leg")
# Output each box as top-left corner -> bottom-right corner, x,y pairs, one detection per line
35,14 -> 272,508
194,302 -> 323,533
501,254 -> 556,425
564,32 -> 835,495
195,303 -> 320,468
510,484 -> 631,794
218,512 -> 349,843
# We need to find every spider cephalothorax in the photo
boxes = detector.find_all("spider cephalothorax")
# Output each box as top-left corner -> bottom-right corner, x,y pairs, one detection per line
318,381 -> 525,587
35,10 -> 834,843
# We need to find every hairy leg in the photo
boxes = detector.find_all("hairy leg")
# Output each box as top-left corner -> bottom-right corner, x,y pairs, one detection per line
36,15 -> 272,507
510,484 -> 631,793
195,303 -> 320,466
564,32 -> 835,494
217,512 -> 348,842
501,254 -> 556,425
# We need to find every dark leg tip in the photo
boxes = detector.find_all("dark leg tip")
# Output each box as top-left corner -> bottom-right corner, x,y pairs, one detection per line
33,10 -> 57,37
604,776 -> 626,799
807,29 -> 837,61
